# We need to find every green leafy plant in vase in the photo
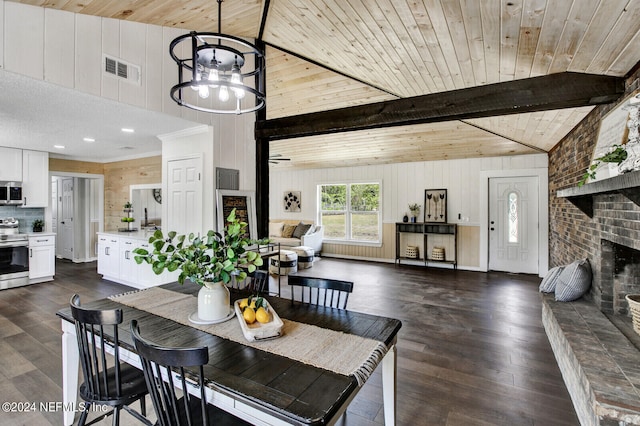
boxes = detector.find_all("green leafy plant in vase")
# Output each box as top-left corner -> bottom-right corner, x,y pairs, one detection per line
133,208 -> 263,322
32,219 -> 44,232
408,203 -> 421,222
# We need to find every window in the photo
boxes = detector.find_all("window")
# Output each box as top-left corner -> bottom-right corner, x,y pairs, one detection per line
508,191 -> 518,243
319,182 -> 381,243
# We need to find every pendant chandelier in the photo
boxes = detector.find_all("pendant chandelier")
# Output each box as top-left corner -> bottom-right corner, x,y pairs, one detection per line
169,0 -> 265,115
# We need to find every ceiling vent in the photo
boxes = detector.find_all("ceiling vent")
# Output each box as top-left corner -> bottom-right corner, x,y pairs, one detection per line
103,54 -> 141,86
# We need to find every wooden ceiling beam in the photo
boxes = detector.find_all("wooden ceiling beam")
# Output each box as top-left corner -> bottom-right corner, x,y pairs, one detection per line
256,72 -> 624,141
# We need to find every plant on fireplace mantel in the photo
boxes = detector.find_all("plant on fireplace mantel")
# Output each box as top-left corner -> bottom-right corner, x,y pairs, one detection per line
578,144 -> 628,187
132,208 -> 263,321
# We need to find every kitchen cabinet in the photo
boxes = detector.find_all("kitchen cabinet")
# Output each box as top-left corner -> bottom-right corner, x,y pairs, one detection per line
97,232 -> 178,288
0,147 -> 22,181
21,150 -> 49,207
29,234 -> 55,283
97,235 -> 119,277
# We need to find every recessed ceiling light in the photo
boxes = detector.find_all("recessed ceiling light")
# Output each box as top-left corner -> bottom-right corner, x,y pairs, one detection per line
121,128 -> 135,133
54,145 -> 65,149
83,137 -> 95,142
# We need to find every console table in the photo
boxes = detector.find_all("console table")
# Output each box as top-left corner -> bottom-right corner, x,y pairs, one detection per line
395,222 -> 457,269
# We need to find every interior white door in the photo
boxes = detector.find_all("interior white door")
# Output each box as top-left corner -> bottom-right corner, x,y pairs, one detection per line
58,177 -> 75,260
167,158 -> 202,236
489,176 -> 539,274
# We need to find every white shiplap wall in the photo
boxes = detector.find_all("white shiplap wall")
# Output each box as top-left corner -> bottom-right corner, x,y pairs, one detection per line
269,153 -> 549,271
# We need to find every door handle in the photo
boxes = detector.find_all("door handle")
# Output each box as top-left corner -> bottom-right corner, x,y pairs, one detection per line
491,228 -> 495,231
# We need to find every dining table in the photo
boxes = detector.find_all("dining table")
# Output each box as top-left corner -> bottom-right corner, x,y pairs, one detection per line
57,282 -> 402,426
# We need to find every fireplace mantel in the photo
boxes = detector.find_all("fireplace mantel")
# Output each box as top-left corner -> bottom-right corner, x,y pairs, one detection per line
557,169 -> 640,217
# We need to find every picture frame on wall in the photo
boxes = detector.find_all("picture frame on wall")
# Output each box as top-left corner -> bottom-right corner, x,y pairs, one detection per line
424,189 -> 447,223
216,190 -> 257,239
283,191 -> 301,212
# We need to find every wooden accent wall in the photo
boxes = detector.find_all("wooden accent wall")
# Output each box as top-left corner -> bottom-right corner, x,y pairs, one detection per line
50,156 -> 162,232
103,156 -> 161,231
49,158 -> 104,174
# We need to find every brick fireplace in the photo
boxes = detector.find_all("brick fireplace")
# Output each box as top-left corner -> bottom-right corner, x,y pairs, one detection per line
547,70 -> 640,425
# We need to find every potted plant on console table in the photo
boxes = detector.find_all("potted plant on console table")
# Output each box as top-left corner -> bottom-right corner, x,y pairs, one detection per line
132,209 -> 264,324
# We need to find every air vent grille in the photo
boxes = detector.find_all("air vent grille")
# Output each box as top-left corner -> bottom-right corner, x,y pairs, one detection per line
103,54 -> 140,86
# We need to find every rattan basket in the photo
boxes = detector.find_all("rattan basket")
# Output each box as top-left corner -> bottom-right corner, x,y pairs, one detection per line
431,247 -> 445,261
626,294 -> 640,335
405,245 -> 419,259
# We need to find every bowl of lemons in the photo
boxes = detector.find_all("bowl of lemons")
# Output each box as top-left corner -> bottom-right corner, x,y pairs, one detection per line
234,296 -> 284,342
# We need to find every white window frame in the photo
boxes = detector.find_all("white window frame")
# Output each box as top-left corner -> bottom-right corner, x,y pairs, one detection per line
317,181 -> 382,246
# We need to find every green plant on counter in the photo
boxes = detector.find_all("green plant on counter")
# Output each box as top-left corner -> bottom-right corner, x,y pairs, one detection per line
578,144 -> 627,187
32,219 -> 44,231
132,208 -> 263,286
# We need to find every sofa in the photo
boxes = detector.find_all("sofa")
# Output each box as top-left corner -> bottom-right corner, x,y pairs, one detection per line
268,220 -> 323,254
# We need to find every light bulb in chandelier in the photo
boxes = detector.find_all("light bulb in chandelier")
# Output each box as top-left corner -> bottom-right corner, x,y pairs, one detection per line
208,55 -> 219,88
219,85 -> 229,102
230,58 -> 245,99
198,84 -> 210,99
191,65 -> 203,91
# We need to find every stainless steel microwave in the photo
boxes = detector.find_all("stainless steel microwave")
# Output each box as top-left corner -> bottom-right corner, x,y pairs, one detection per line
0,182 -> 23,205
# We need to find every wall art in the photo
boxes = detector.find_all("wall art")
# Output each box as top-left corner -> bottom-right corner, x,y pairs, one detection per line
284,191 -> 301,212
424,189 -> 447,223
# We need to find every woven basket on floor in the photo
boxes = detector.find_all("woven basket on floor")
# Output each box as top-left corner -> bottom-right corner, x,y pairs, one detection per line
626,294 -> 640,335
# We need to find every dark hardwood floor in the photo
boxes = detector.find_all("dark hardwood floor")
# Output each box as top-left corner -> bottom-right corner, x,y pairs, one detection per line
0,258 -> 579,425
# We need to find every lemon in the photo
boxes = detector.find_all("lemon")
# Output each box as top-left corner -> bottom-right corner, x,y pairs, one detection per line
243,307 -> 256,324
255,307 -> 270,324
239,298 -> 248,309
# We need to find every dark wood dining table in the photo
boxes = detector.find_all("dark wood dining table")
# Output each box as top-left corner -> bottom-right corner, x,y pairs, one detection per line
57,282 -> 402,426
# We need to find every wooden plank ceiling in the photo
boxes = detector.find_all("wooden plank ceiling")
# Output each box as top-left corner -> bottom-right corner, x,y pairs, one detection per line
12,0 -> 640,169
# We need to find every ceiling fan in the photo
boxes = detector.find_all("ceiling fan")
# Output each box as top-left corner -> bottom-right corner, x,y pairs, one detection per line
269,153 -> 291,164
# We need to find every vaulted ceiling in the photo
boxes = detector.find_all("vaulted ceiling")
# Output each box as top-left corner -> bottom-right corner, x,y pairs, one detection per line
12,0 -> 640,169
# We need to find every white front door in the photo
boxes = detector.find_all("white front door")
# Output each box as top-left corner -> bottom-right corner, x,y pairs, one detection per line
58,177 -> 75,260
489,176 -> 539,274
167,158 -> 203,236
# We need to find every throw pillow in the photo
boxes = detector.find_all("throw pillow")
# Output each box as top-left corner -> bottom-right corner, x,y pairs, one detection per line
555,258 -> 592,302
282,224 -> 297,238
268,222 -> 284,237
293,223 -> 312,239
539,266 -> 565,293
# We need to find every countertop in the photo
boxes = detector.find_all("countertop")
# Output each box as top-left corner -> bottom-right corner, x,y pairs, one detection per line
98,229 -> 159,240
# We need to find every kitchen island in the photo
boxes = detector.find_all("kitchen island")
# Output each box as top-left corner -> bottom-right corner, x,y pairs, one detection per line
97,231 -> 178,288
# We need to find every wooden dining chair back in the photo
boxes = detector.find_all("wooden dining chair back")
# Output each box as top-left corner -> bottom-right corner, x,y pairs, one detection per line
69,294 -> 149,426
246,269 -> 269,294
287,276 -> 354,309
130,320 -> 250,426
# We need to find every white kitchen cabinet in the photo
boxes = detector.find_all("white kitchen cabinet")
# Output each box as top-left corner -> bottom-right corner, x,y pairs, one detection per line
29,234 -> 55,283
97,232 -> 177,288
0,147 -> 23,181
21,150 -> 49,207
97,235 -> 119,278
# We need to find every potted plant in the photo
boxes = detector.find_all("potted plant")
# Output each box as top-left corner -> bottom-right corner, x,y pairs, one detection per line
32,219 -> 44,232
408,203 -> 421,222
133,209 -> 263,322
578,144 -> 628,186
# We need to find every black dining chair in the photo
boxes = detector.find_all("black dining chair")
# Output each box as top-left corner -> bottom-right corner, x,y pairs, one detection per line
287,275 -> 354,309
246,269 -> 269,294
69,294 -> 150,426
130,320 -> 251,426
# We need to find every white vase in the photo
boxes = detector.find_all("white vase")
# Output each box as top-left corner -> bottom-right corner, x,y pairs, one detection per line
197,281 -> 230,321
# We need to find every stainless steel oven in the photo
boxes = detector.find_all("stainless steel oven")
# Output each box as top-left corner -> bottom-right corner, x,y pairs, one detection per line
0,218 -> 29,289
0,235 -> 29,289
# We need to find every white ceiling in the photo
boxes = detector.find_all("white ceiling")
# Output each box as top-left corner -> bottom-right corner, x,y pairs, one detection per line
0,69 -> 200,162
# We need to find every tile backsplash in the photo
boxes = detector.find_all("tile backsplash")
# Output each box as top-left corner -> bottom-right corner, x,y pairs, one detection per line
0,206 -> 45,233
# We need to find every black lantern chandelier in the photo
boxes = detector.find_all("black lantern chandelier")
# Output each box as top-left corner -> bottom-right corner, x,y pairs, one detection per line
169,0 -> 265,114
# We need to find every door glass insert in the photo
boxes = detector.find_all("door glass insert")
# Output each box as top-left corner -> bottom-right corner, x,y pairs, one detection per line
508,192 -> 518,243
